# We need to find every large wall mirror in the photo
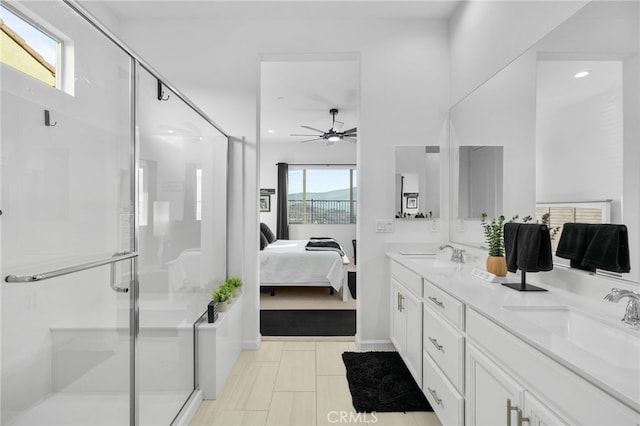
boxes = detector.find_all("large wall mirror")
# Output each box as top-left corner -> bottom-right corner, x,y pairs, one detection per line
395,146 -> 440,219
449,1 -> 639,284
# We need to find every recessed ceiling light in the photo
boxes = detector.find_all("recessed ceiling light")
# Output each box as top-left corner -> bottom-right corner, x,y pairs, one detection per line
167,129 -> 175,133
267,129 -> 275,134
574,70 -> 591,79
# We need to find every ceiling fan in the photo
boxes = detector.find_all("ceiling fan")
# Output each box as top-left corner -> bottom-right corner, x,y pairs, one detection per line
291,108 -> 357,145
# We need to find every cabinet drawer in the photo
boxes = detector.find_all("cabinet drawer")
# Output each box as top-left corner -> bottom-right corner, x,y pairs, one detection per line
423,351 -> 464,426
390,260 -> 422,297
424,305 -> 464,393
423,280 -> 464,329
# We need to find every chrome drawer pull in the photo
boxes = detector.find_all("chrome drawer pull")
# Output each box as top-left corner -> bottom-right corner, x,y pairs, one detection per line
428,296 -> 444,308
427,387 -> 442,406
428,336 -> 444,351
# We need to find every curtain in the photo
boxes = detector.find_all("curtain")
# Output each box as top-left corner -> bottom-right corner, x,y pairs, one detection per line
276,162 -> 289,239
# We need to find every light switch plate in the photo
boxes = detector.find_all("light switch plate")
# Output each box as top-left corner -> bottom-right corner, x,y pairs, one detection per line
376,219 -> 394,233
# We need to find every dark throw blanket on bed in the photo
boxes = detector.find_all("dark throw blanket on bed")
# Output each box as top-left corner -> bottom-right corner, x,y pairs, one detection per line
305,239 -> 345,256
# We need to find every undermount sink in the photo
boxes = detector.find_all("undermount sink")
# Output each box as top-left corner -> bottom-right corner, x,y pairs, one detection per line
405,256 -> 461,271
503,305 -> 640,369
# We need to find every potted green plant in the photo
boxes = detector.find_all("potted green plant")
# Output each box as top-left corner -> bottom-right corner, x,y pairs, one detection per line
480,213 -> 534,276
226,277 -> 243,297
212,288 -> 230,312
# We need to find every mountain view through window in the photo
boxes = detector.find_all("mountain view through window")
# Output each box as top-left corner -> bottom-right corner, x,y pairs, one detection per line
288,168 -> 357,224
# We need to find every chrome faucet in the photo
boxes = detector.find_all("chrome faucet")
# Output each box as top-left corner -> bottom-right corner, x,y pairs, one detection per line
604,288 -> 640,328
440,244 -> 466,264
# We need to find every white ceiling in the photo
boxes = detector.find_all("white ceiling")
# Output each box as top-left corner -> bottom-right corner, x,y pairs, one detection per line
260,59 -> 359,144
99,1 -> 460,21
92,0 -> 460,144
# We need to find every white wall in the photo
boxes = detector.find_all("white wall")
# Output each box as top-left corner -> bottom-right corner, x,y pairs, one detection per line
110,14 -> 450,348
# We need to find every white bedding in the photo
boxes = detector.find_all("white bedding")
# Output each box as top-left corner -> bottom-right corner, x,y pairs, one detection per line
260,240 -> 347,292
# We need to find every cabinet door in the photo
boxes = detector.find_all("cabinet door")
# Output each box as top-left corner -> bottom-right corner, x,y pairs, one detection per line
390,279 -> 406,355
466,343 -> 525,426
524,392 -> 571,426
403,288 -> 423,386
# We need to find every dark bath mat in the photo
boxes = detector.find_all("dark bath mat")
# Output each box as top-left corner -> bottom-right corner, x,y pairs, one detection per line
342,351 -> 432,413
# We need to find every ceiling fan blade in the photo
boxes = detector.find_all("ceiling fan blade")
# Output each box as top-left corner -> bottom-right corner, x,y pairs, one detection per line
332,121 -> 344,132
342,127 -> 357,134
300,125 -> 325,133
291,134 -> 324,137
300,138 -> 323,143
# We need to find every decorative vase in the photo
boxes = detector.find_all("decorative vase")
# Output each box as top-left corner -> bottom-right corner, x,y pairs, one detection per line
217,301 -> 229,312
486,256 -> 508,277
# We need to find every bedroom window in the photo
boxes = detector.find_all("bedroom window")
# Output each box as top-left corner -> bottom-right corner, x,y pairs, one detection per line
1,4 -> 60,88
288,167 -> 357,224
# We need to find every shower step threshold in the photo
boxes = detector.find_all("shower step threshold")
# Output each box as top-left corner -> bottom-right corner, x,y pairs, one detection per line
5,391 -> 188,426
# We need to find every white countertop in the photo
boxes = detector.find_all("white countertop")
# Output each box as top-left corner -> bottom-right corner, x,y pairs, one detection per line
387,252 -> 640,413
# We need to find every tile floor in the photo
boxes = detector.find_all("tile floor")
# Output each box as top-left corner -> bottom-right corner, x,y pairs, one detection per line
189,341 -> 441,426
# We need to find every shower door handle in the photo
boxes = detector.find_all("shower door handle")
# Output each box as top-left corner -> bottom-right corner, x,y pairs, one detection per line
4,251 -> 138,285
110,251 -> 133,293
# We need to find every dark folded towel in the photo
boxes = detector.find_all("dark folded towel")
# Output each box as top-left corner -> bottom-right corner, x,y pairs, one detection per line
305,239 -> 345,256
504,223 -> 553,273
556,223 -> 590,261
504,223 -> 521,273
581,224 -> 630,273
516,224 -> 553,272
557,223 -> 594,271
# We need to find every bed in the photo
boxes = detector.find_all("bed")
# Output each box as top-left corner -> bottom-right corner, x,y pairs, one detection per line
259,239 -> 350,301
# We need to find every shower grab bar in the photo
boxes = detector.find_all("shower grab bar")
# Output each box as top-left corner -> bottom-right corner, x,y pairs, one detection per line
4,251 -> 138,284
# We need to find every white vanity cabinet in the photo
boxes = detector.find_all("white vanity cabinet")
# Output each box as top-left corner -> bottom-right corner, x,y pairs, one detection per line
466,308 -> 639,426
387,255 -> 640,426
390,260 -> 423,385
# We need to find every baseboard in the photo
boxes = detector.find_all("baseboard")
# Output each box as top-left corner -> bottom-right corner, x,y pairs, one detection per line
243,337 -> 261,350
355,335 -> 394,351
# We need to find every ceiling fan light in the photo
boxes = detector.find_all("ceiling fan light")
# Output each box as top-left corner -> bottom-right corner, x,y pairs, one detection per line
328,135 -> 341,142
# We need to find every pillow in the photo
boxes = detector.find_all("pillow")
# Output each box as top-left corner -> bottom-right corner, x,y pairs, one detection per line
260,231 -> 269,250
260,222 -> 277,243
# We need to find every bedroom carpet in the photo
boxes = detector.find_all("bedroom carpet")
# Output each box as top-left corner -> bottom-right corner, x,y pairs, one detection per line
260,309 -> 356,336
342,351 -> 433,413
260,286 -> 356,310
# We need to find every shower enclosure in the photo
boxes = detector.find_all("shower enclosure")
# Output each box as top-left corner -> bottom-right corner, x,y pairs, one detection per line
1,1 -> 228,425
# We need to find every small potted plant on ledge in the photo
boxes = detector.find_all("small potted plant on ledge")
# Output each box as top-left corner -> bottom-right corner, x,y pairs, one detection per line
212,288 -> 231,312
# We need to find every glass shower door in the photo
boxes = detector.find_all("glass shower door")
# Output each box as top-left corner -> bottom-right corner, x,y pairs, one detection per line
1,1 -> 134,425
136,66 -> 227,425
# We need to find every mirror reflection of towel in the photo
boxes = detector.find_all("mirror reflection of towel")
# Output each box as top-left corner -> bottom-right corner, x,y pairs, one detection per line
504,223 -> 553,273
555,223 -> 593,271
557,223 -> 630,273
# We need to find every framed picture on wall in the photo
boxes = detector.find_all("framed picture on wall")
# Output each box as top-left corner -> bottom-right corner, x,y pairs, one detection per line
260,195 -> 271,212
406,196 -> 417,209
